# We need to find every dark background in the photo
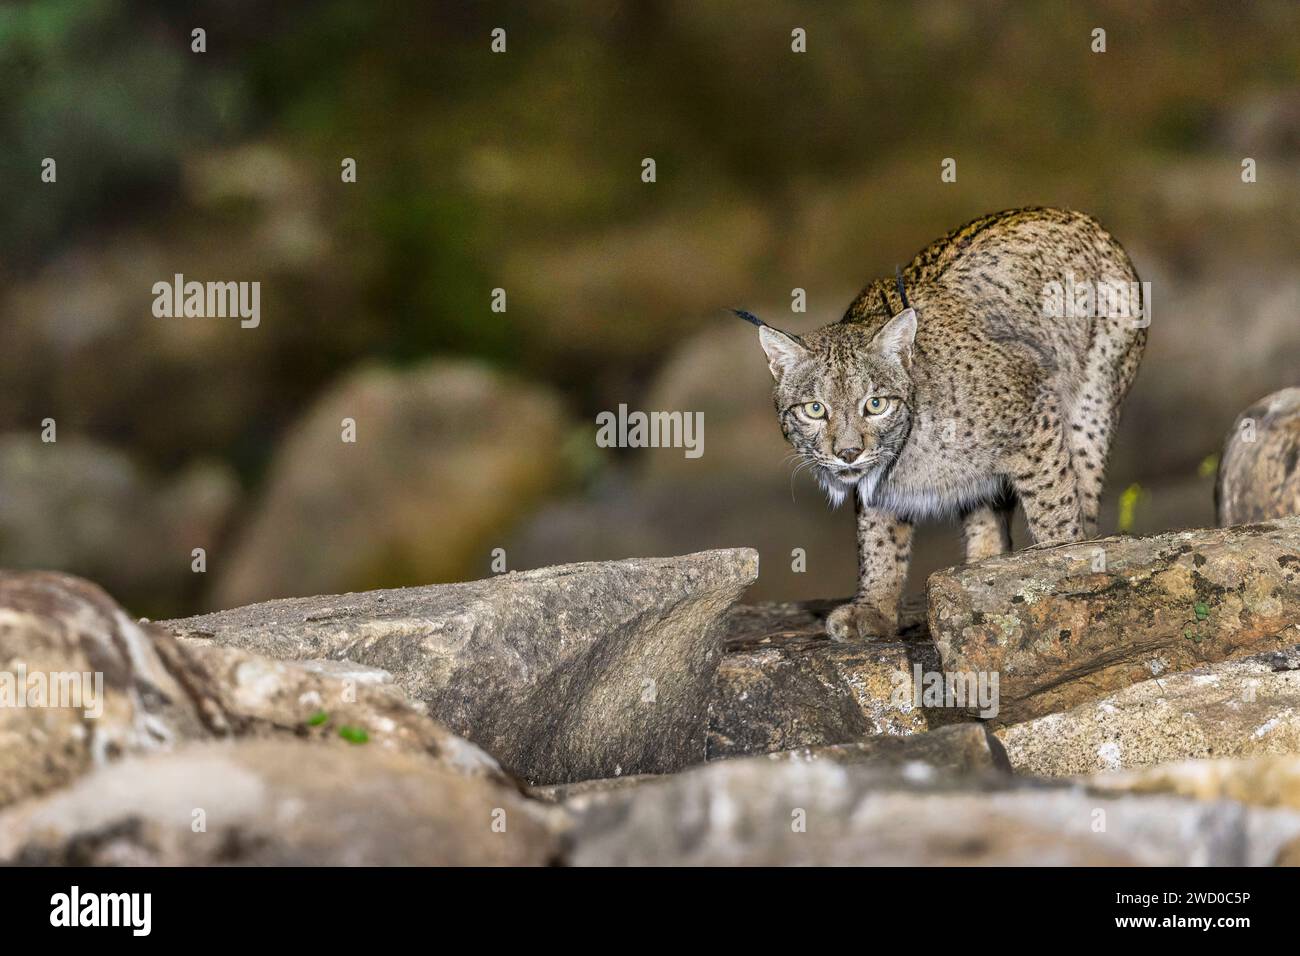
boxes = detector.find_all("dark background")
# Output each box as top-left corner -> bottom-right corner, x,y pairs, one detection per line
2,0 -> 1297,617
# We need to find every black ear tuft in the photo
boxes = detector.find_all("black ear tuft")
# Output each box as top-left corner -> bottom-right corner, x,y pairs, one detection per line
894,266 -> 911,311
729,308 -> 766,328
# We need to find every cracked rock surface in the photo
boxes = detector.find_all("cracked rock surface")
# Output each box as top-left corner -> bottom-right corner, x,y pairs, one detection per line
166,549 -> 759,784
927,517 -> 1300,724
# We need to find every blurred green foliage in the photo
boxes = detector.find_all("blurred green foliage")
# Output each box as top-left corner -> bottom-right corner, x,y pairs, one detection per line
2,0 -> 1298,464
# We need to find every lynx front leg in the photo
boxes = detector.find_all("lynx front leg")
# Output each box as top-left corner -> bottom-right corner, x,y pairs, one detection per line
826,496 -> 912,642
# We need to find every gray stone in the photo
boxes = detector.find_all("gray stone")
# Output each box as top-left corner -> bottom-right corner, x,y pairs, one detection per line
708,597 -> 961,758
0,571 -> 209,809
0,571 -> 520,811
212,360 -> 575,609
762,722 -> 1010,774
166,549 -> 759,785
563,756 -> 1300,866
1218,387 -> 1300,526
174,639 -> 512,785
0,436 -> 237,616
998,645 -> 1300,776
534,722 -> 1008,804
0,740 -> 563,866
927,517 -> 1300,724
1082,754 -> 1300,811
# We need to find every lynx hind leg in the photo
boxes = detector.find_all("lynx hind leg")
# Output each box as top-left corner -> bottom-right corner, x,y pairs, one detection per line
962,501 -> 1013,562
827,501 -> 912,642
1007,398 -> 1085,547
1069,315 -> 1147,537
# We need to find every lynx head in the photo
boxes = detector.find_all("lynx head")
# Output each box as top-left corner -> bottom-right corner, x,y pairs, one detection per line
744,308 -> 917,506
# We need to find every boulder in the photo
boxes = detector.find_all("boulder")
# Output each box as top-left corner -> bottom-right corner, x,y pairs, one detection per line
708,598 -> 959,758
166,549 -> 759,785
1083,755 -> 1300,810
562,756 -> 1300,866
0,572 -> 209,808
212,360 -> 575,608
997,645 -> 1300,776
0,570 -> 517,810
534,723 -> 1009,803
174,639 -> 511,785
0,143 -> 366,479
927,517 -> 1300,724
762,722 -> 1010,774
1218,387 -> 1300,526
0,740 -> 562,866
0,435 -> 237,617
1107,267 -> 1300,482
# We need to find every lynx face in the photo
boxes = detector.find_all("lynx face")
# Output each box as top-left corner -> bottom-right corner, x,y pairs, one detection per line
758,309 -> 917,505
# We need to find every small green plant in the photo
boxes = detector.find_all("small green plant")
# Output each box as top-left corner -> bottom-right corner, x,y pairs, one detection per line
338,725 -> 369,744
1183,602 -> 1212,643
1197,453 -> 1219,478
307,710 -> 329,727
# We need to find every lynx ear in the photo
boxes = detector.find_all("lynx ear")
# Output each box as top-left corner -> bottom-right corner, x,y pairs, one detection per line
872,308 -> 917,367
758,324 -> 808,381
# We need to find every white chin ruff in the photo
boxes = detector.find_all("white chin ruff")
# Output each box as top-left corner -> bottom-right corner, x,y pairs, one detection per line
816,466 -> 882,509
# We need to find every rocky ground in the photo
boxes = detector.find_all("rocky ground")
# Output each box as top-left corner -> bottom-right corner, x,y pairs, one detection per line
1,389 -> 1299,865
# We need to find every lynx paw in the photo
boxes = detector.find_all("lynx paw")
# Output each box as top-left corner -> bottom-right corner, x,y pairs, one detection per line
826,602 -> 896,643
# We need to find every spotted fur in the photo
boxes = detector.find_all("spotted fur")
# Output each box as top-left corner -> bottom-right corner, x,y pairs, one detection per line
752,207 -> 1146,640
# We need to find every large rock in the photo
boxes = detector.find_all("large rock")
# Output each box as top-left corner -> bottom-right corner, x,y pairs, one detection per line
1218,388 -> 1300,526
0,570 -> 516,810
174,639 -> 512,785
166,550 -> 759,785
212,360 -> 575,608
1108,266 -> 1300,482
0,740 -> 562,866
562,756 -> 1300,866
708,598 -> 960,758
1084,755 -> 1300,810
928,517 -> 1300,725
0,572 -> 210,808
0,143 -> 365,478
997,645 -> 1300,776
534,723 -> 1009,803
0,435 -> 237,617
761,722 -> 1010,773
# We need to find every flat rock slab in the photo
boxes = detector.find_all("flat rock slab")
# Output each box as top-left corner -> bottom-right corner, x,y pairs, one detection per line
0,740 -> 562,866
533,722 -> 1008,803
998,645 -> 1300,776
165,549 -> 758,785
561,756 -> 1300,866
763,722 -> 1010,774
708,597 -> 962,758
928,517 -> 1300,725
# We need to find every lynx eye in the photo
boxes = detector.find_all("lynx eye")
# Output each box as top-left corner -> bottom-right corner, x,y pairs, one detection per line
802,401 -> 827,419
863,396 -> 890,416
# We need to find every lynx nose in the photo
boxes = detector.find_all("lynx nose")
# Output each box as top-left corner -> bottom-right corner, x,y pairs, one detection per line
836,447 -> 863,463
